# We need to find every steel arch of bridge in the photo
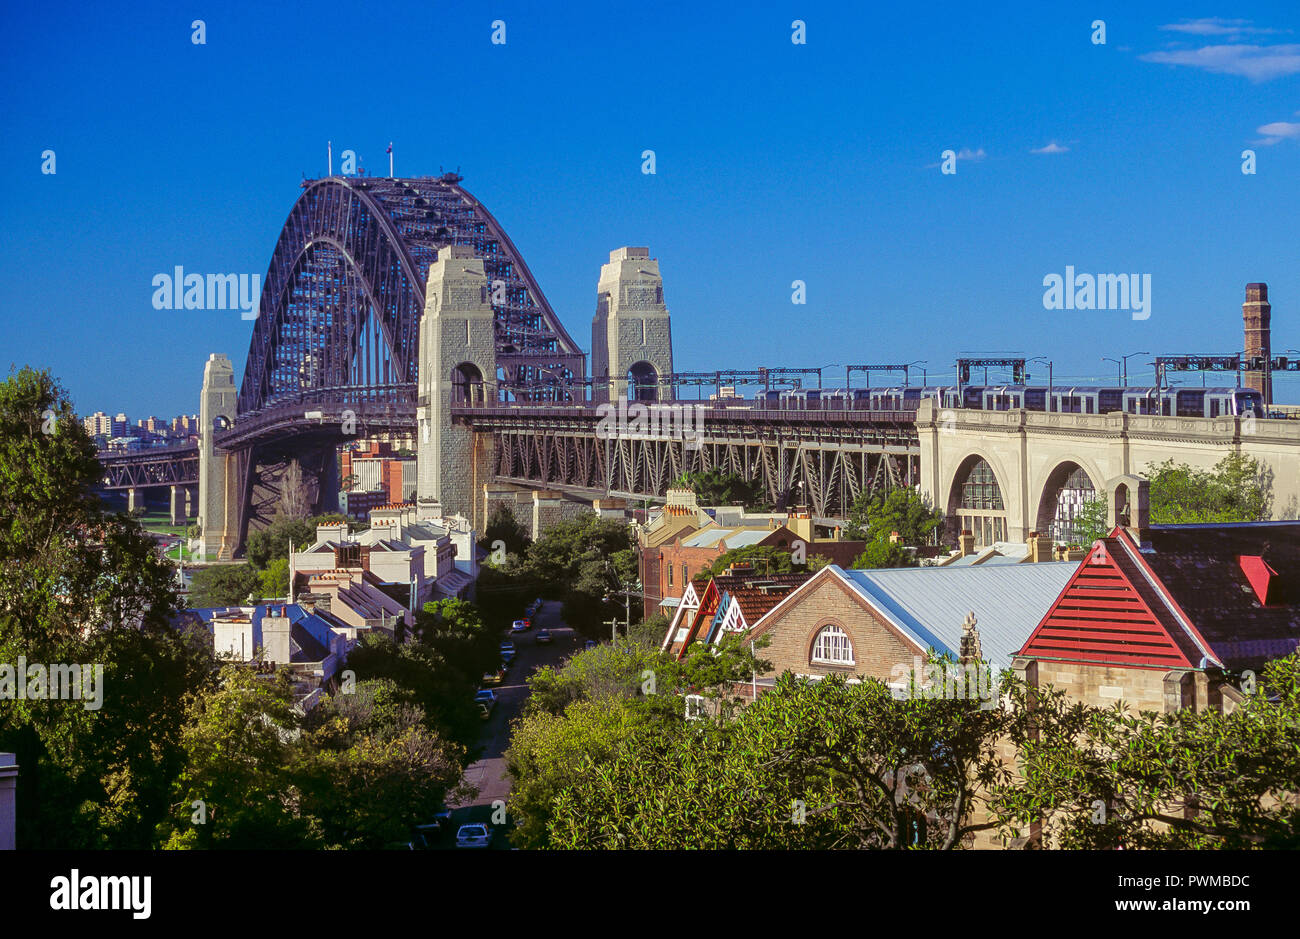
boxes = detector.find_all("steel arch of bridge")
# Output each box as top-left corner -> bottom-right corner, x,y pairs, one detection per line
237,174 -> 585,416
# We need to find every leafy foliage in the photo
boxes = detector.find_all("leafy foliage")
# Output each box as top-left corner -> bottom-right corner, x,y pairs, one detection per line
845,487 -> 943,545
1069,454 -> 1270,547
851,538 -> 918,569
0,367 -> 212,848
479,502 -> 531,558
673,468 -> 771,510
189,563 -> 262,607
543,669 -> 1015,849
993,651 -> 1300,848
1146,454 -> 1269,524
506,634 -> 766,846
157,670 -> 464,849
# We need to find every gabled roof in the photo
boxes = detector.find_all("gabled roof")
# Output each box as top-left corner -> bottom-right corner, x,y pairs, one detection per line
838,563 -> 1075,670
1021,523 -> 1300,670
744,563 -> 1074,671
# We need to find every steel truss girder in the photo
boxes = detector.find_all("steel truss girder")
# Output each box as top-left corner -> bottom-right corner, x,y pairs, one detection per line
481,413 -> 921,518
239,175 -> 583,417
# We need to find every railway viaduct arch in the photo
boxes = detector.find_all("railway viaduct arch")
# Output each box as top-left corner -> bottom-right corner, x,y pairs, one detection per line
916,399 -> 1300,546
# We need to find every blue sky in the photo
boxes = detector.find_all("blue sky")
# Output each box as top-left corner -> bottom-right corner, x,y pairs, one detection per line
3,0 -> 1299,416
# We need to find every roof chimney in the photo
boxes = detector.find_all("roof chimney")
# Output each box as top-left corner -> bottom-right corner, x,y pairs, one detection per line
1028,530 -> 1053,563
1243,282 -> 1272,404
958,529 -> 975,557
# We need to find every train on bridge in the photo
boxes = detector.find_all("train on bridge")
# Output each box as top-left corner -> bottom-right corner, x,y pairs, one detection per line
751,384 -> 1264,419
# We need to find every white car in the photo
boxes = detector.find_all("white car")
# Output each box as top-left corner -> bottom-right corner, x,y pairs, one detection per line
456,823 -> 492,848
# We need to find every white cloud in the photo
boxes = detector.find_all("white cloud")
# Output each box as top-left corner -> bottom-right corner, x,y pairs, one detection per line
1159,18 -> 1280,37
1030,141 -> 1069,155
1141,43 -> 1300,82
1255,120 -> 1300,145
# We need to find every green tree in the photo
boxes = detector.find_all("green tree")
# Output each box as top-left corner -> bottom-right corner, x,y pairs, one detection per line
851,537 -> 918,569
189,563 -> 263,607
1071,495 -> 1109,546
479,502 -> 531,559
295,679 -> 465,848
0,367 -> 210,848
244,514 -> 319,570
1070,454 -> 1269,547
506,698 -> 653,849
1147,454 -> 1269,524
342,632 -> 483,752
507,634 -> 765,846
259,557 -> 290,599
673,468 -> 770,510
157,665 -> 315,849
705,543 -> 799,577
545,668 -> 1016,850
993,651 -> 1300,848
512,512 -> 636,636
845,487 -> 943,545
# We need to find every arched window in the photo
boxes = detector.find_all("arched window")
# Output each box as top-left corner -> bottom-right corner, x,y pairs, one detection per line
952,457 -> 1007,547
811,624 -> 854,665
960,459 -> 1003,510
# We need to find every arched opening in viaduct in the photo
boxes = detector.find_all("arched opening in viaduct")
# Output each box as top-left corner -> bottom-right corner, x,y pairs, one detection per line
947,455 -> 1008,548
628,361 -> 659,402
452,362 -> 486,405
1035,461 -> 1097,545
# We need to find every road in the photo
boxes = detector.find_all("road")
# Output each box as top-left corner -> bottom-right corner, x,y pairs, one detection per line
441,599 -> 583,849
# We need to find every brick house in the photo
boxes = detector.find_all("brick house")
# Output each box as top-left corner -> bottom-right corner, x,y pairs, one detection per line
661,569 -> 813,658
743,561 -> 1076,686
1014,475 -> 1300,714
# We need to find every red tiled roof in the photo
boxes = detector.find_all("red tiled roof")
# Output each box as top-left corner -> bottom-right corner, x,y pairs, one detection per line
1021,523 -> 1300,670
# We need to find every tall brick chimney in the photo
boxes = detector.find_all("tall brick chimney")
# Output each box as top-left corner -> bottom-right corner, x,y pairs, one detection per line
1243,282 -> 1271,404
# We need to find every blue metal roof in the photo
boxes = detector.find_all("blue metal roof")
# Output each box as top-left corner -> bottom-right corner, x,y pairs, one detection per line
834,563 -> 1076,670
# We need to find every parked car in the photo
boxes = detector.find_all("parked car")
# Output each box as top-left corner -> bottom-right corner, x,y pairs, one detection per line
535,628 -> 553,644
499,641 -> 516,655
511,619 -> 529,633
411,813 -> 451,848
476,702 -> 492,720
475,689 -> 497,710
456,823 -> 492,849
482,666 -> 506,685
584,640 -> 597,651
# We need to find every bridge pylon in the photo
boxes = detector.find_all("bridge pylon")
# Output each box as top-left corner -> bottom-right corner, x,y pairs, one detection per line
416,245 -> 497,521
591,247 -> 674,404
197,353 -> 239,560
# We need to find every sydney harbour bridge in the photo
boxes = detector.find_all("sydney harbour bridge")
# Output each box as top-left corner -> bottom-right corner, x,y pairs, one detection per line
99,174 -> 1300,560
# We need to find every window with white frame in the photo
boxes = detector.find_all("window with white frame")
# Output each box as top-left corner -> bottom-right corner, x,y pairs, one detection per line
811,624 -> 854,665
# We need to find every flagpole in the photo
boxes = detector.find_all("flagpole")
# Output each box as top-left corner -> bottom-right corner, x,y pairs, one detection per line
328,141 -> 333,177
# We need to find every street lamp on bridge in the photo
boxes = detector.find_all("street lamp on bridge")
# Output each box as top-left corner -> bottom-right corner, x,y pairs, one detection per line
1101,351 -> 1149,387
1028,356 -> 1053,407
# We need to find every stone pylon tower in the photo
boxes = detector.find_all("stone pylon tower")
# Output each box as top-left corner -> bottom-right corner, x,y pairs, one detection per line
416,244 -> 497,520
197,353 -> 238,560
1242,282 -> 1272,404
591,247 -> 674,403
